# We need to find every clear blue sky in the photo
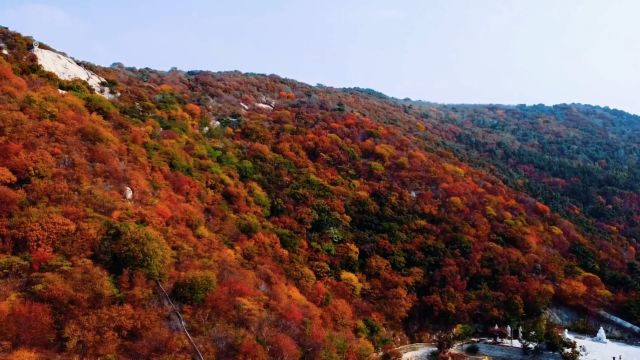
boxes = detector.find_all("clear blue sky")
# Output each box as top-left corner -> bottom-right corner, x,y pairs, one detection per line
2,0 -> 640,114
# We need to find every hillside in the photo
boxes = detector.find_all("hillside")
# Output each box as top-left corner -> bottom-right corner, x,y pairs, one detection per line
0,28 -> 639,359
403,102 -> 640,307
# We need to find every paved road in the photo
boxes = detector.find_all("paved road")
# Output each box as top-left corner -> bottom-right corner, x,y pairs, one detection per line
474,343 -> 560,360
399,344 -> 436,360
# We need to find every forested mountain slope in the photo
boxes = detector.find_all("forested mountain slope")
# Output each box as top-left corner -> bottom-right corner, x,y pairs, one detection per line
0,28 -> 638,359
400,101 -> 640,307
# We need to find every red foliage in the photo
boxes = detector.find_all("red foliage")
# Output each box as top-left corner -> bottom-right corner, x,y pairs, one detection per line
268,333 -> 301,360
0,301 -> 55,348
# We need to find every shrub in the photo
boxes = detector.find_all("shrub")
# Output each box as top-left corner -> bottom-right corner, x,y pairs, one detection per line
236,159 -> 255,180
78,123 -> 116,144
354,339 -> 374,360
435,331 -> 455,353
454,323 -> 474,340
0,167 -> 17,185
0,301 -> 55,348
340,271 -> 362,296
171,271 -> 217,305
9,208 -> 76,253
99,222 -> 172,280
0,255 -> 29,277
369,161 -> 385,173
83,94 -> 116,118
560,339 -> 581,360
275,228 -> 300,252
58,79 -> 91,94
545,327 -> 564,352
154,90 -> 182,111
238,214 -> 261,236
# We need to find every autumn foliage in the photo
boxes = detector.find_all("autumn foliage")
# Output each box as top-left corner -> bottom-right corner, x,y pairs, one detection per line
0,28 -> 639,359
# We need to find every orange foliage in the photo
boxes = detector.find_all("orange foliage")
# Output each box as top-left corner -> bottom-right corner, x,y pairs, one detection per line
0,27 -> 632,359
183,103 -> 202,119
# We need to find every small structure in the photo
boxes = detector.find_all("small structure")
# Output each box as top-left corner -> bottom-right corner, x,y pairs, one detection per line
209,119 -> 221,128
124,186 -> 133,201
595,326 -> 608,343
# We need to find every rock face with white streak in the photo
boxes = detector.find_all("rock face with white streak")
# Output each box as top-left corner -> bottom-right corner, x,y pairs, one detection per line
255,103 -> 273,111
32,47 -> 115,99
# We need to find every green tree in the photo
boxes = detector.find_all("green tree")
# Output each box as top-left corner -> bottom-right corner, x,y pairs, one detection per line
99,222 -> 173,280
171,271 -> 217,305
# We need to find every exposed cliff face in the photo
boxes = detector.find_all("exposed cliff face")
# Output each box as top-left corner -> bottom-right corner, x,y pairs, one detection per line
32,46 -> 115,98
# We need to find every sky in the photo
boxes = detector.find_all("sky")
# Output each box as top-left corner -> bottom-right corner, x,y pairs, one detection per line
1,0 -> 640,114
